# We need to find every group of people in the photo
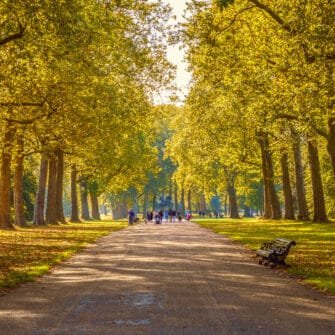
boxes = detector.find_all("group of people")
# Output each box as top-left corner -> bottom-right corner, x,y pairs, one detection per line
128,208 -> 192,225
147,209 -> 182,224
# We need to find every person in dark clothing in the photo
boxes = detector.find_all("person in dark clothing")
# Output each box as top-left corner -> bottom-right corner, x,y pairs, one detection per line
128,209 -> 135,225
147,211 -> 153,222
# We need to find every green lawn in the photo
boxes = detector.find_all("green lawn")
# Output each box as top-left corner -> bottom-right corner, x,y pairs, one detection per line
195,218 -> 335,294
0,219 -> 127,291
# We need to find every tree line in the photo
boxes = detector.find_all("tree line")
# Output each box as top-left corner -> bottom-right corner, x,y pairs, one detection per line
0,0 -> 174,229
166,0 -> 335,222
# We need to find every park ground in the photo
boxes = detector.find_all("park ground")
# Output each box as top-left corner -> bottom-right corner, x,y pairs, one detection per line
0,220 -> 334,334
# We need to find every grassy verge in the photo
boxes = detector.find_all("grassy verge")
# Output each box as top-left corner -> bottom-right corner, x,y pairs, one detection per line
0,219 -> 128,291
195,218 -> 335,295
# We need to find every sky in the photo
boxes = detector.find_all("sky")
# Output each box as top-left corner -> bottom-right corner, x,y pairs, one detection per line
160,0 -> 192,104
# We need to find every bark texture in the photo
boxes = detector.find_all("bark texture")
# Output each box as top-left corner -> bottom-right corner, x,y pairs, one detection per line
281,152 -> 295,220
56,149 -> 65,223
0,122 -> 16,229
227,184 -> 240,218
80,179 -> 91,220
187,190 -> 192,213
14,133 -> 26,226
174,182 -> 178,211
45,155 -> 58,224
180,188 -> 185,215
307,140 -> 328,222
327,116 -> 335,184
33,154 -> 48,225
70,164 -> 80,222
90,192 -> 101,220
292,135 -> 309,221
257,131 -> 282,219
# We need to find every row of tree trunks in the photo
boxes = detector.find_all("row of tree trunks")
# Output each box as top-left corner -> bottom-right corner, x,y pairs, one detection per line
257,131 -> 282,219
256,129 -> 328,222
33,149 -> 95,226
0,126 -> 99,228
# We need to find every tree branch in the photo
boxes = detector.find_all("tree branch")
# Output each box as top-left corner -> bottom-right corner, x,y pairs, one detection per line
0,22 -> 26,46
275,113 -> 328,138
247,0 -> 292,32
221,5 -> 256,31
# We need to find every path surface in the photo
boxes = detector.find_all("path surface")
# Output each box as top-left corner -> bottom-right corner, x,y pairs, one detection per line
0,221 -> 334,335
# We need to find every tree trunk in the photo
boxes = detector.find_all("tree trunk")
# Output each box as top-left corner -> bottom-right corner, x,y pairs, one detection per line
263,178 -> 272,219
223,193 -> 228,215
70,164 -> 80,222
281,152 -> 295,220
227,184 -> 240,218
45,155 -> 58,225
152,192 -> 156,211
33,154 -> 48,225
0,122 -> 16,229
174,182 -> 178,211
143,188 -> 148,219
55,149 -> 65,223
90,192 -> 101,220
307,140 -> 328,222
80,179 -> 91,220
187,189 -> 192,213
181,188 -> 185,215
110,194 -> 127,219
292,135 -> 310,221
200,194 -> 206,213
327,116 -> 335,185
132,188 -> 138,215
14,133 -> 26,227
257,131 -> 282,219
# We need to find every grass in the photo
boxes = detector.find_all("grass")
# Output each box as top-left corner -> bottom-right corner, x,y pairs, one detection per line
194,217 -> 335,295
0,218 -> 128,291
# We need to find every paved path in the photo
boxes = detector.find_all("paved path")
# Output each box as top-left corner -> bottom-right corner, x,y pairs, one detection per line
0,222 -> 334,335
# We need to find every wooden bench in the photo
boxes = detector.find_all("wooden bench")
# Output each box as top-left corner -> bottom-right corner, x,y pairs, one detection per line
256,238 -> 296,267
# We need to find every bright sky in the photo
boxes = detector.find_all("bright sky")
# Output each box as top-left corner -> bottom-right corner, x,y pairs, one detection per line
160,0 -> 192,104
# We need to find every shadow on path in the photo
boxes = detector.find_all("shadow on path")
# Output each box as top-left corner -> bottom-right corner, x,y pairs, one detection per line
0,222 -> 334,334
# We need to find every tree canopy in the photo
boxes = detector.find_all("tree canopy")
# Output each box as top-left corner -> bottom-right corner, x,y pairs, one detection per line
1,0 -> 335,228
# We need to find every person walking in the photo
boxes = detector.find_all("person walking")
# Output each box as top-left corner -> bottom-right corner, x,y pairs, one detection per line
128,208 -> 135,225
